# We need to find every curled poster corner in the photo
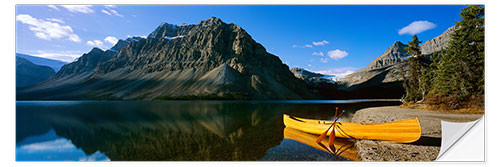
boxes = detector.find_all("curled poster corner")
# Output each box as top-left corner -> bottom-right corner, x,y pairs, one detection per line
436,116 -> 484,161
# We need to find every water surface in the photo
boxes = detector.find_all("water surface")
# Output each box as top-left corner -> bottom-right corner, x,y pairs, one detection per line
16,100 -> 401,161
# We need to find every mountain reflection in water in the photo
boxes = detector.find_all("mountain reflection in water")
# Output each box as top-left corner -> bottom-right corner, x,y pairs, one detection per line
16,100 -> 401,161
17,101 -> 289,161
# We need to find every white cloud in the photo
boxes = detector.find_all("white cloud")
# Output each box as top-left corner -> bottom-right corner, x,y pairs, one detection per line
293,44 -> 315,48
398,20 -> 436,35
101,9 -> 112,16
46,18 -> 64,23
87,36 -> 119,49
16,14 -> 81,42
327,49 -> 349,60
307,64 -> 312,67
86,40 -> 105,48
315,67 -> 358,77
104,36 -> 119,45
294,40 -> 330,49
320,58 -> 329,63
312,52 -> 324,56
31,50 -> 83,62
61,5 -> 94,14
104,5 -> 116,8
109,9 -> 124,17
102,5 -> 123,17
313,40 -> 329,46
47,5 -> 59,11
102,9 -> 123,17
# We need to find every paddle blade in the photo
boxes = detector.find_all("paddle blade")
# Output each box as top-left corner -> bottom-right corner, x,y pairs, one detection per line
328,126 -> 336,146
316,123 -> 334,143
316,131 -> 328,143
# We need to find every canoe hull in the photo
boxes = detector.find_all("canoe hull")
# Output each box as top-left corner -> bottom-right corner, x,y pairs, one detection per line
283,114 -> 421,143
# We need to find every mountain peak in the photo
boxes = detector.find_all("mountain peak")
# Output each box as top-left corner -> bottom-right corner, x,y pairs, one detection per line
206,17 -> 222,23
54,47 -> 113,78
90,47 -> 104,53
390,41 -> 406,49
198,17 -> 225,28
148,22 -> 180,39
156,22 -> 176,28
125,36 -> 144,41
110,37 -> 144,52
362,41 -> 408,71
393,41 -> 404,45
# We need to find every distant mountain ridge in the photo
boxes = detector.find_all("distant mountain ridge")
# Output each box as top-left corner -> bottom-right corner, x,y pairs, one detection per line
18,17 -> 313,100
15,53 -> 67,72
16,57 -> 55,87
290,67 -> 346,84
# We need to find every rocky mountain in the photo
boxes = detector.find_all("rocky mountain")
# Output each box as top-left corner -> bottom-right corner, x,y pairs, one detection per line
17,17 -> 313,100
16,53 -> 67,72
340,41 -> 407,88
362,41 -> 408,71
335,26 -> 455,98
359,26 -> 455,72
420,26 -> 455,55
109,37 -> 143,52
53,47 -> 114,78
16,57 -> 56,87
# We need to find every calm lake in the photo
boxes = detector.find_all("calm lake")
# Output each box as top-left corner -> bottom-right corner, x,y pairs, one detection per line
16,100 -> 401,161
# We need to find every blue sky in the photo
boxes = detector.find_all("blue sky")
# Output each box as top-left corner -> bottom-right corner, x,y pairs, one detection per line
15,5 -> 466,76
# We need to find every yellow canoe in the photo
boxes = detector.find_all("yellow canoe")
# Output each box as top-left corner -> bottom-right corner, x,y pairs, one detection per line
284,127 -> 360,161
283,114 -> 421,143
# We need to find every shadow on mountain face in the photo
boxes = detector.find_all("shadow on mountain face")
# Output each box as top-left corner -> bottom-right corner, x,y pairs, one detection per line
17,65 -> 312,100
16,77 -> 248,100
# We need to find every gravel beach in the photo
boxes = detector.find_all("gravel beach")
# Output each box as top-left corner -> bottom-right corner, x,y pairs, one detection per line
350,106 -> 483,161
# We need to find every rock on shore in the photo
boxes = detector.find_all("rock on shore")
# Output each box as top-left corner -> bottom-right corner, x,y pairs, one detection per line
351,106 -> 483,161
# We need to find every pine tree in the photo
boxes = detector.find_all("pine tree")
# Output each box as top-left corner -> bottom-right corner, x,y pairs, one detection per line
432,5 -> 484,101
429,50 -> 444,91
403,35 -> 423,102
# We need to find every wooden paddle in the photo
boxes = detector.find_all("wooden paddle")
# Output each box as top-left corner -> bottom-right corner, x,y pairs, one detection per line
329,110 -> 345,147
315,107 -> 339,143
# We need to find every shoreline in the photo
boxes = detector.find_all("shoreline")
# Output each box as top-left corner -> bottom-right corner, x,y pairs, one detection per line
350,106 -> 483,161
